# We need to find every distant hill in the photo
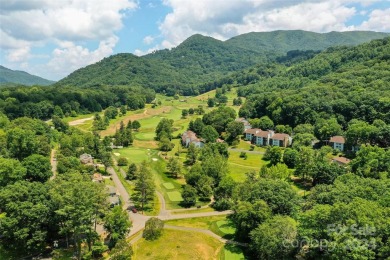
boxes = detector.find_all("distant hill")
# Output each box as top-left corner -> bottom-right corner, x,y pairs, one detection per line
0,66 -> 55,86
56,30 -> 389,93
226,30 -> 389,54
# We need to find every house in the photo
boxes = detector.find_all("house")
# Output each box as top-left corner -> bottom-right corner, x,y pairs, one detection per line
329,136 -> 345,151
80,153 -> 93,164
253,130 -> 273,146
332,156 -> 351,166
181,130 -> 204,148
92,173 -> 103,183
269,133 -> 292,148
235,118 -> 252,130
244,128 -> 261,141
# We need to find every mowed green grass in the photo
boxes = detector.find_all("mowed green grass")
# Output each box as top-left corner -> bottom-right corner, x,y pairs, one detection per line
221,244 -> 246,260
163,182 -> 175,189
165,215 -> 229,230
216,220 -> 236,235
228,150 -> 266,182
133,229 -> 223,260
114,147 -> 151,164
167,191 -> 183,201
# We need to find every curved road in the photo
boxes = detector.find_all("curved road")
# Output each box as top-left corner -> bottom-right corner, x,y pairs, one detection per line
108,165 -> 233,237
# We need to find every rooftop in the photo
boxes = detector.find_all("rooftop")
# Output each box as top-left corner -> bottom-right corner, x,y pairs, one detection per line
330,136 -> 345,144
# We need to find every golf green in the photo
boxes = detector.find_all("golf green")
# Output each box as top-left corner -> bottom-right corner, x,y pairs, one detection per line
167,191 -> 183,202
163,182 -> 175,190
216,220 -> 236,235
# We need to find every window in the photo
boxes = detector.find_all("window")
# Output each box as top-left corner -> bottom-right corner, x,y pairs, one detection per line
272,139 -> 280,146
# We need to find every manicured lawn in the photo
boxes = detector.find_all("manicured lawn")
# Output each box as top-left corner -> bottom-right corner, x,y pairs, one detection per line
228,150 -> 266,182
133,229 -> 223,260
149,153 -> 187,209
164,215 -> 228,230
167,191 -> 183,202
221,244 -> 246,260
114,147 -> 151,164
163,182 -> 175,189
216,220 -> 235,235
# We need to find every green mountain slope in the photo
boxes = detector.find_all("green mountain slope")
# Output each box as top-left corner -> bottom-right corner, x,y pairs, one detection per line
0,66 -> 54,86
54,53 -> 183,89
227,30 -> 389,54
56,30 -> 389,93
144,34 -> 264,82
234,37 -> 390,127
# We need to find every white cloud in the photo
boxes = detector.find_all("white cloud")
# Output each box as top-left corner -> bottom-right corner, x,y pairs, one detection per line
6,46 -> 30,62
45,36 -> 118,79
134,46 -> 158,56
143,35 -> 155,45
158,0 -> 387,48
358,8 -> 390,31
0,0 -> 137,79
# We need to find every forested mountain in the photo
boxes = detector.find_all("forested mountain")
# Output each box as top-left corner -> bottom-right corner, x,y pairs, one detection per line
234,37 -> 390,131
0,65 -> 54,86
55,31 -> 388,93
226,30 -> 389,54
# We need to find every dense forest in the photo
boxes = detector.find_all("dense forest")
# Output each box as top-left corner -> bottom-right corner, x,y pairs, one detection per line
55,31 -> 388,95
0,33 -> 389,259
0,85 -> 155,120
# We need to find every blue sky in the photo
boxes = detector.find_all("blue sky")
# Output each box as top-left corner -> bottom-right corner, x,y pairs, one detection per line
0,0 -> 389,81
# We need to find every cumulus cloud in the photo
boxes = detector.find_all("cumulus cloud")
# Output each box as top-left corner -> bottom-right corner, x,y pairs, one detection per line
158,0 -> 387,48
45,36 -> 118,79
0,0 -> 137,79
358,8 -> 390,31
143,35 -> 155,45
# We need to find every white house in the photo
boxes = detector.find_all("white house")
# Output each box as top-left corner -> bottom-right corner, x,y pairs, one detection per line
329,136 -> 345,151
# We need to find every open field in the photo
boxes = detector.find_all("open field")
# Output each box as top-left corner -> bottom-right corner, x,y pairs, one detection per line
220,244 -> 246,260
228,150 -> 266,182
167,191 -> 183,202
132,229 -> 223,260
164,215 -> 229,230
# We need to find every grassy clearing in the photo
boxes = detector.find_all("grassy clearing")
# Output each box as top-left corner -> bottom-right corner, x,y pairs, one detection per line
164,215 -> 228,230
63,112 -> 95,123
114,147 -> 151,164
228,150 -> 266,182
163,182 -> 175,189
167,191 -> 183,202
220,244 -> 246,260
133,229 -> 223,260
216,220 -> 236,235
149,155 -> 187,209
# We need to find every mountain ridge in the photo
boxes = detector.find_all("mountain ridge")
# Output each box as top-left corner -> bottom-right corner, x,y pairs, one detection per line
56,30 -> 389,92
0,65 -> 55,86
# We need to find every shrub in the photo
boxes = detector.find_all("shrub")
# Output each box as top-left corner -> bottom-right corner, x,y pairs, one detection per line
117,157 -> 128,166
143,218 -> 164,240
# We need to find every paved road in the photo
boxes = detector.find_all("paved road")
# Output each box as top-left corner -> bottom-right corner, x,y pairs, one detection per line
107,166 -> 150,236
108,166 -> 235,241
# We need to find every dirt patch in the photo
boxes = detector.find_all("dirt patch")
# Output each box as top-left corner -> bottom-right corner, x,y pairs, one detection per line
194,243 -> 215,260
133,140 -> 159,149
100,106 -> 172,136
68,117 -> 93,126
